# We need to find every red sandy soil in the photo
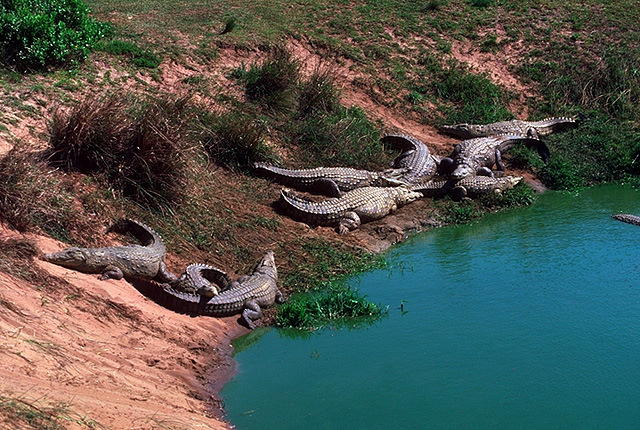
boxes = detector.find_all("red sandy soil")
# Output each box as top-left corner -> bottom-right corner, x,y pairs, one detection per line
0,224 -> 243,429
0,37 -> 540,429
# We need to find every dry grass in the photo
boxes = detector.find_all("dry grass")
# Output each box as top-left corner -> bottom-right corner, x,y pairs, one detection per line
47,93 -> 196,209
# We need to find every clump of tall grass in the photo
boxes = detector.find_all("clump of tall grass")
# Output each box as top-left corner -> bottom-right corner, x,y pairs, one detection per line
276,285 -> 386,329
47,93 -> 194,209
234,46 -> 302,111
0,146 -> 78,239
289,105 -> 385,169
197,110 -> 277,170
297,66 -> 340,117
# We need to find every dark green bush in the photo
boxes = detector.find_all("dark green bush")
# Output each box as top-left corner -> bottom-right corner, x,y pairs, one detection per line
0,0 -> 109,70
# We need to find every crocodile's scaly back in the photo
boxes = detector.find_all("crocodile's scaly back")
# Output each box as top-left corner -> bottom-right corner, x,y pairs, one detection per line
41,219 -> 176,282
139,251 -> 283,329
253,162 -> 407,197
612,213 -> 640,226
280,186 -> 422,233
439,114 -> 586,139
382,133 -> 438,183
170,263 -> 232,297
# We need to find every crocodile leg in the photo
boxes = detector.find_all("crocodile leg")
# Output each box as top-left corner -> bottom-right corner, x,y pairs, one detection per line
100,265 -> 124,280
338,212 -> 361,234
241,299 -> 263,329
495,148 -> 505,172
155,261 -> 178,283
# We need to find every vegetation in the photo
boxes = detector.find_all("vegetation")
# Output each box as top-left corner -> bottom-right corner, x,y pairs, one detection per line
276,285 -> 386,329
0,394 -> 100,429
0,0 -> 109,70
47,93 -> 194,209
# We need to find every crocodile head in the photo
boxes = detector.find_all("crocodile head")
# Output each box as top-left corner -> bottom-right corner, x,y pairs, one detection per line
502,176 -> 523,189
41,247 -> 89,269
395,187 -> 423,204
438,124 -> 474,139
451,163 -> 475,180
379,168 -> 410,187
254,250 -> 277,279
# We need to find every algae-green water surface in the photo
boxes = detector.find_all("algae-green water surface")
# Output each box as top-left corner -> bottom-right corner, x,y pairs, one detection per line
221,184 -> 640,429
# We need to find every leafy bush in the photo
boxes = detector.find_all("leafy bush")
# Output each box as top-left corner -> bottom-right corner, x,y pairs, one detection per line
0,0 -> 110,70
276,285 -> 386,329
197,110 -> 276,170
47,93 -> 193,208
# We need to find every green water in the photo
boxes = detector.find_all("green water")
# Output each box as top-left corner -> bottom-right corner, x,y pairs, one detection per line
221,184 -> 640,429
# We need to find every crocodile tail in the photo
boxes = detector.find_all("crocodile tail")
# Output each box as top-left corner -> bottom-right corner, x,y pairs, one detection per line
381,133 -> 426,152
524,138 -> 551,163
106,219 -> 162,248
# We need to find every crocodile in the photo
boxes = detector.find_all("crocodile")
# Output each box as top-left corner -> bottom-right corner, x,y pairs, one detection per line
134,251 -> 283,329
170,263 -> 233,298
411,175 -> 523,201
41,219 -> 177,282
438,113 -> 587,139
280,186 -> 423,234
253,162 -> 408,197
382,133 -> 440,183
439,133 -> 549,180
611,214 -> 640,226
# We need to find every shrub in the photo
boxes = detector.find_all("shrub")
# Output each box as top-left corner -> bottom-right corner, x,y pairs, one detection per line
197,110 -> 276,170
0,0 -> 110,70
47,93 -> 193,208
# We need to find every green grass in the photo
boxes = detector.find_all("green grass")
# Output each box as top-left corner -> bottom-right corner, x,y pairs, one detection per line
276,285 -> 387,329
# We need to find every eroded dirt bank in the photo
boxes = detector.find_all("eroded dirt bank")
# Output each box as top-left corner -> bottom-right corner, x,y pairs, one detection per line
0,225 -> 246,429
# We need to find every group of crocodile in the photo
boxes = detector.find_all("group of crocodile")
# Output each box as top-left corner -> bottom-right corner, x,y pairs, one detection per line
41,219 -> 282,329
255,114 -> 585,233
39,115 -> 587,327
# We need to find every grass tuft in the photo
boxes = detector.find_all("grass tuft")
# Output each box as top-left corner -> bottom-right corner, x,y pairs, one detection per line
235,46 -> 301,111
197,110 -> 277,170
47,93 -> 194,209
0,147 -> 77,238
98,39 -> 162,68
276,285 -> 386,329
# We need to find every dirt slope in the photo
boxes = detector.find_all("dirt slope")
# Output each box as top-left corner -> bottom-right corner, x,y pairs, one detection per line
0,225 -> 242,429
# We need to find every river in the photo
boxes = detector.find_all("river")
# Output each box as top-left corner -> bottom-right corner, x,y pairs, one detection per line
221,184 -> 640,429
